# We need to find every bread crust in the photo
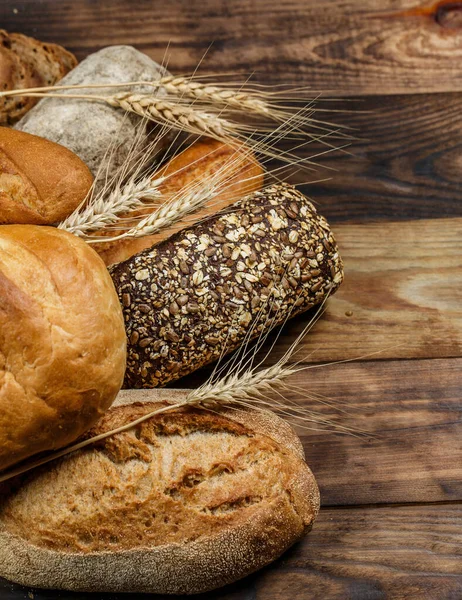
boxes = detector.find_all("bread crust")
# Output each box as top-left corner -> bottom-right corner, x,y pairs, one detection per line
0,127 -> 94,224
0,399 -> 319,594
96,138 -> 264,265
0,29 -> 77,125
0,225 -> 126,470
113,388 -> 305,459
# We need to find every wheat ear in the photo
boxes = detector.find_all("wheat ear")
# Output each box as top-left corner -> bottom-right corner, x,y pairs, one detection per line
84,137 -> 259,242
158,76 -> 270,114
107,93 -> 236,140
86,174 -> 219,243
0,79 -> 346,135
59,175 -> 165,237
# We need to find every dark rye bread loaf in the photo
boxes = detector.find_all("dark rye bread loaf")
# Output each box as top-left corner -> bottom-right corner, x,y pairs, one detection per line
0,390 -> 319,594
110,183 -> 343,388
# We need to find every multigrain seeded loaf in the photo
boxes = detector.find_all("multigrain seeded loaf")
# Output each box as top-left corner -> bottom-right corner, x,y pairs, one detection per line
0,391 -> 319,594
109,183 -> 343,388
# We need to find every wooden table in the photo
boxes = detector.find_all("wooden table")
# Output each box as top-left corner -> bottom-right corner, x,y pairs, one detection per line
1,1 -> 461,598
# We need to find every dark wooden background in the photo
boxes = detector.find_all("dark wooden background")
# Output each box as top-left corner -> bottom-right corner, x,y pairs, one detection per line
1,0 -> 462,599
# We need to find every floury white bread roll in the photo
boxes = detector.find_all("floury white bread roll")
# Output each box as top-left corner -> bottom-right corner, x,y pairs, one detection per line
15,46 -> 169,178
0,225 -> 127,471
0,392 -> 319,594
109,183 -> 344,388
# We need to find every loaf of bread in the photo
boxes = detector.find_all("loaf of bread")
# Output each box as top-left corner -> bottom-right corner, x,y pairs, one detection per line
0,225 -> 126,471
0,390 -> 319,594
96,137 -> 264,265
0,30 -> 77,125
0,127 -> 94,224
110,183 -> 343,388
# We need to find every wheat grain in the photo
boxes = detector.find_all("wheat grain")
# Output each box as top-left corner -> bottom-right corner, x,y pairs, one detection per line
59,175 -> 165,237
107,93 -> 235,140
158,76 -> 271,115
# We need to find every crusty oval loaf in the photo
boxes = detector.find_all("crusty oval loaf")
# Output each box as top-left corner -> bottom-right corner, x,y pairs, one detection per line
0,393 -> 319,594
110,183 -> 344,388
96,137 -> 264,266
0,127 -> 94,224
0,225 -> 126,471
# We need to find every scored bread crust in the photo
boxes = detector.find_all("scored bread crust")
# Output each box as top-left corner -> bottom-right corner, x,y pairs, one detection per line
0,30 -> 77,126
0,396 -> 319,594
113,388 -> 306,459
0,32 -> 36,124
8,32 -> 77,86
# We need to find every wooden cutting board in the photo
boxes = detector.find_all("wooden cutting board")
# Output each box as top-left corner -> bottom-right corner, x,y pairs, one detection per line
1,0 -> 461,599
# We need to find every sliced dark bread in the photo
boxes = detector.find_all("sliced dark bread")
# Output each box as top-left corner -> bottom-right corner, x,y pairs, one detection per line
0,30 -> 77,125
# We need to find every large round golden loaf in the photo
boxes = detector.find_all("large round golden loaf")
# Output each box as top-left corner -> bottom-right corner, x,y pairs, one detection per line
0,225 -> 127,471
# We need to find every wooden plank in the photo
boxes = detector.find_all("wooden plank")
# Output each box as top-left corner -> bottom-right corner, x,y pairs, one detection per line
237,216 -> 462,365
253,504 -> 462,600
293,93 -> 462,223
2,504 -> 461,599
3,0 -> 462,95
292,358 -> 462,505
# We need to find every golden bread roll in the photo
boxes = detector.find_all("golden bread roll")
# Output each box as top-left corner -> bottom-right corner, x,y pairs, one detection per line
0,225 -> 126,471
0,393 -> 319,594
0,127 -> 94,224
96,138 -> 264,265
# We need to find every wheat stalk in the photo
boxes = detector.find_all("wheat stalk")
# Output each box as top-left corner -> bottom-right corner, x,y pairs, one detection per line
106,93 -> 235,140
0,295 -> 367,485
158,76 -> 270,115
84,138 -> 257,242
0,84 -> 349,167
86,176 -> 217,243
186,362 -> 298,408
59,175 -> 165,237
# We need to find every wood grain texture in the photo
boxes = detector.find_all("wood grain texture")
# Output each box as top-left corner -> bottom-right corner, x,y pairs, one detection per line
189,216 -> 461,369
2,504 -> 461,599
292,358 -> 462,505
0,1 -> 461,598
2,0 -> 462,95
254,504 -> 462,600
294,93 -> 462,223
